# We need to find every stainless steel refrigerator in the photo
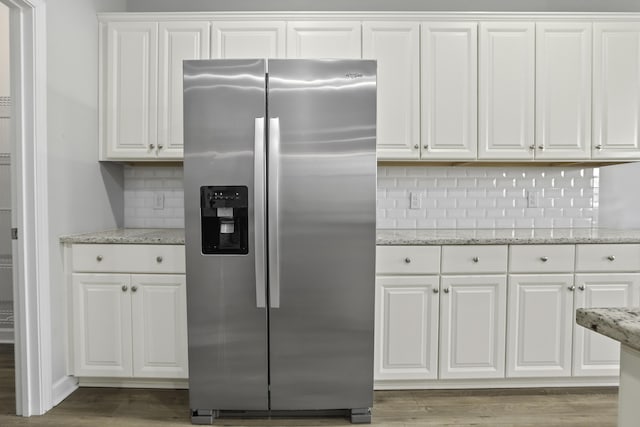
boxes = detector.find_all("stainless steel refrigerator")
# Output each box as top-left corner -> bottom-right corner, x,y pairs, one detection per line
183,59 -> 376,425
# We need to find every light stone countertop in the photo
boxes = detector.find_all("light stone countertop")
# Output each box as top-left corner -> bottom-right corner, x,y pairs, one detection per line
59,228 -> 185,245
376,228 -> 640,245
60,227 -> 640,246
576,308 -> 640,353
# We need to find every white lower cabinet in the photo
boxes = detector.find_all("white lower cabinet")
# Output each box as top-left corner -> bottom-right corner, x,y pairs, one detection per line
572,274 -> 640,376
375,276 -> 439,380
507,274 -> 575,377
72,273 -> 188,379
439,275 -> 507,379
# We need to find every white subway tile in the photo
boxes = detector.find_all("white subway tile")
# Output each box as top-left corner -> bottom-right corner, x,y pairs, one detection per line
534,218 -> 554,228
495,218 -> 515,228
466,208 -> 486,218
396,219 -> 418,228
436,178 -> 457,187
436,218 -> 456,228
458,198 -> 477,209
377,218 -> 396,228
437,198 -> 457,208
456,219 -> 476,228
457,178 -> 477,188
515,218 -> 534,228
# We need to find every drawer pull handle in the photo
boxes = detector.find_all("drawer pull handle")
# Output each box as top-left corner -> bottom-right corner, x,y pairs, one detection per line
96,255 -> 103,262
568,285 -> 576,291
156,256 -> 163,263
413,144 -> 419,150
472,257 -> 479,263
404,257 -> 411,264
121,285 -> 128,292
443,288 -> 450,294
578,285 -> 586,291
433,288 -> 439,294
607,255 -> 615,261
131,285 -> 138,292
540,256 -> 549,262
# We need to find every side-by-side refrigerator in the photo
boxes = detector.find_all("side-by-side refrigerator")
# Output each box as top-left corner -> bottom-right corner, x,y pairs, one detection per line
183,59 -> 377,425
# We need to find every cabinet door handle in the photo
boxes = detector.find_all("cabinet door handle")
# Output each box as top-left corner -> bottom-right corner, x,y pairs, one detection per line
538,145 -> 545,151
131,285 -> 138,292
578,285 -> 586,291
423,144 -> 429,150
433,288 -> 439,294
472,257 -> 479,263
540,256 -> 549,262
529,144 -> 535,150
404,257 -> 411,264
149,144 -> 155,150
121,285 -> 128,292
156,256 -> 163,263
595,145 -> 603,150
607,255 -> 616,261
568,285 -> 576,291
413,144 -> 419,150
96,255 -> 103,262
158,144 -> 164,149
443,288 -> 450,294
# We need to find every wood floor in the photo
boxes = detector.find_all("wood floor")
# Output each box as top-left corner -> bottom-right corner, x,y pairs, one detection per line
0,344 -> 619,426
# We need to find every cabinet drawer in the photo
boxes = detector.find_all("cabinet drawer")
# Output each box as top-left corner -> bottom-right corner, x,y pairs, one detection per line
441,245 -> 508,274
72,244 -> 185,273
575,244 -> 640,272
509,245 -> 575,273
376,246 -> 440,274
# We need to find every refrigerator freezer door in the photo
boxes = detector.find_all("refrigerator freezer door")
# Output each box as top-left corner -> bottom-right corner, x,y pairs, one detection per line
183,59 -> 269,411
267,59 -> 377,410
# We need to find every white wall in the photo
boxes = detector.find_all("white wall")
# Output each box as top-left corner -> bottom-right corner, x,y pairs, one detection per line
126,0 -> 640,12
46,0 -> 126,391
0,3 -> 8,97
599,163 -> 640,228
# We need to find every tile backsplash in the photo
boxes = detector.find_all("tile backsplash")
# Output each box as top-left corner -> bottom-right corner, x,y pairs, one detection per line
124,165 -> 599,230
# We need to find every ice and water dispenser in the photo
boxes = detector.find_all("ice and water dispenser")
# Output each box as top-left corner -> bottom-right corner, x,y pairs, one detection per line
200,186 -> 249,254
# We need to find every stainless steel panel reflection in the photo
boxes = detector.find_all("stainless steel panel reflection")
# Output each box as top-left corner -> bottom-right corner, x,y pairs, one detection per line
183,59 -> 269,411
267,59 -> 377,410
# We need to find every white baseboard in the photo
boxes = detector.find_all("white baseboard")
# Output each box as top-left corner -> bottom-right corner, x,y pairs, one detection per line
78,377 -> 189,389
52,376 -> 78,407
374,376 -> 619,390
0,328 -> 14,343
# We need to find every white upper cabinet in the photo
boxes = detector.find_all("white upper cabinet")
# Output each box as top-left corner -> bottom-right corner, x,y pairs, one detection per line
104,21 -> 158,160
157,22 -> 210,159
102,20 -> 210,160
535,23 -> 592,160
363,22 -> 420,160
211,21 -> 286,59
593,22 -> 640,159
422,22 -> 478,160
286,21 -> 362,58
479,22 -> 535,160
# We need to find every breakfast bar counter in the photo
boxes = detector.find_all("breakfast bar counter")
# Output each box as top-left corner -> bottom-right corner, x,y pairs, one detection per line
577,308 -> 640,427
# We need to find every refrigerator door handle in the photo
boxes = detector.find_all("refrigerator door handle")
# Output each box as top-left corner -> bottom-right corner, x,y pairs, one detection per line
254,117 -> 267,308
268,117 -> 281,308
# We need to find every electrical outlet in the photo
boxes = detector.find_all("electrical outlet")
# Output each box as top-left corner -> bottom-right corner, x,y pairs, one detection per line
153,192 -> 165,210
527,190 -> 539,208
410,191 -> 421,209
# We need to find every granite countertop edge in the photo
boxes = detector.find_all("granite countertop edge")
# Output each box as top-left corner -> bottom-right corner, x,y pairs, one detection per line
59,228 -> 640,246
576,308 -> 640,352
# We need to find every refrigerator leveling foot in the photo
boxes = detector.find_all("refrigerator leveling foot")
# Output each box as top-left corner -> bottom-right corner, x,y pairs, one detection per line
350,408 -> 372,424
191,409 -> 217,425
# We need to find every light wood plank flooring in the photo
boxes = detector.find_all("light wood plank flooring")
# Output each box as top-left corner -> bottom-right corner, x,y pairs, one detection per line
0,344 -> 619,426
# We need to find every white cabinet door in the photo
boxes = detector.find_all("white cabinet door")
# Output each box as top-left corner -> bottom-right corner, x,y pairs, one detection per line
422,22 -> 477,160
157,22 -> 210,159
593,23 -> 640,160
131,274 -> 188,378
72,274 -> 132,377
573,274 -> 640,376
375,276 -> 439,380
104,22 -> 158,159
535,23 -> 591,160
363,22 -> 420,160
478,22 -> 535,160
507,274 -> 574,377
439,275 -> 507,379
287,21 -> 361,58
211,21 -> 286,58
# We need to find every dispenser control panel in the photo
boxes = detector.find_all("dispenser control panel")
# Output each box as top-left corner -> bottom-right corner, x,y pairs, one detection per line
200,186 -> 248,255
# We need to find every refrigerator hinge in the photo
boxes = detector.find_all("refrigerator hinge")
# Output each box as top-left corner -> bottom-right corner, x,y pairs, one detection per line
11,228 -> 17,240
191,409 -> 217,425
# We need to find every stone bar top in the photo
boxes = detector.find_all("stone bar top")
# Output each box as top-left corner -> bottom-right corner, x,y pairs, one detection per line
376,228 -> 640,245
576,308 -> 640,353
60,227 -> 640,246
60,228 -> 185,245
